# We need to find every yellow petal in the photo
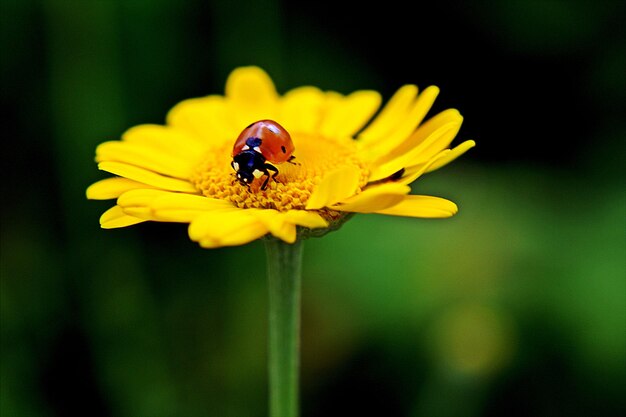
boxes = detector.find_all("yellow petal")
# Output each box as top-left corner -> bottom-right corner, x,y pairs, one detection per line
371,108 -> 462,165
87,177 -> 156,200
359,86 -> 440,161
357,84 -> 418,144
225,66 -> 279,125
306,166 -> 361,210
368,120 -> 462,182
251,210 -> 297,243
283,210 -> 329,229
188,209 -> 268,247
100,205 -> 147,229
197,223 -> 267,248
98,161 -> 198,193
122,124 -> 207,158
395,140 -> 475,187
251,209 -> 329,243
408,119 -> 463,164
151,193 -> 234,223
188,209 -> 249,241
117,189 -> 171,220
116,189 -> 230,223
425,140 -> 476,173
279,86 -> 326,134
319,90 -> 381,138
397,150 -> 452,185
267,222 -> 296,244
330,183 -> 410,213
117,189 -> 183,208
166,95 -> 236,145
96,141 -> 195,179
375,195 -> 458,218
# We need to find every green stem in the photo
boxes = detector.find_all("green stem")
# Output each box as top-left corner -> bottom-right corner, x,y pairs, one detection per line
265,238 -> 303,417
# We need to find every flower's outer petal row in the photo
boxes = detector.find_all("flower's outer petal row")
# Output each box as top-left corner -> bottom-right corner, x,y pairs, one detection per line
189,209 -> 269,248
394,139 -> 475,185
98,161 -> 198,193
251,210 -> 297,243
122,124 -> 207,159
96,141 -> 195,180
373,108 -> 463,166
166,95 -> 237,146
358,86 -> 440,160
319,90 -> 382,139
357,84 -> 418,144
188,205 -> 330,247
116,189 -> 168,219
116,189 -> 232,223
250,209 -> 329,243
330,183 -> 410,213
356,86 -> 439,159
100,205 -> 147,229
150,193 -> 234,222
113,188 -> 329,246
397,150 -> 452,185
225,66 -> 279,127
279,86 -> 326,134
87,178 -> 157,200
404,120 -> 463,167
305,166 -> 362,210
424,140 -> 476,173
282,210 -> 329,229
375,195 -> 458,218
368,120 -> 462,182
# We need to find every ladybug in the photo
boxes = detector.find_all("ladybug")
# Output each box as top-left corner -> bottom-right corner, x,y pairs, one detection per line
231,119 -> 295,190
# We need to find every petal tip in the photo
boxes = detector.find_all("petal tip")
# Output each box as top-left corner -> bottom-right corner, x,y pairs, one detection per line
85,184 -> 96,200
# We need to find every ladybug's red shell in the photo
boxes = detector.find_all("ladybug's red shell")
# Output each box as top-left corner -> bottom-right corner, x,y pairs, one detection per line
232,120 -> 294,164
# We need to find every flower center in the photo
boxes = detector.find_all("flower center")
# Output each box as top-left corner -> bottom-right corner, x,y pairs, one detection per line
191,133 -> 369,213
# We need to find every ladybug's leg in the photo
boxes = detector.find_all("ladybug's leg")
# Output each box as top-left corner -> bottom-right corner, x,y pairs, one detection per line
261,164 -> 279,191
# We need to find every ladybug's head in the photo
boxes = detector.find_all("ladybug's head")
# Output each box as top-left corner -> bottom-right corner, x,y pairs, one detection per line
233,166 -> 254,186
231,151 -> 265,187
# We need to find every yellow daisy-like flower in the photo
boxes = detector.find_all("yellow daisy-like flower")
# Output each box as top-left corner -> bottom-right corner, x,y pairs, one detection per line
87,66 -> 475,248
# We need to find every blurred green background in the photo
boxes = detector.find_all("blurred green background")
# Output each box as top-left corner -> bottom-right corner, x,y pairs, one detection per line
1,1 -> 625,416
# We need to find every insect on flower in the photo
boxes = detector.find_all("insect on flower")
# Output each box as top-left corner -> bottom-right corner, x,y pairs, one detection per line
231,120 -> 296,190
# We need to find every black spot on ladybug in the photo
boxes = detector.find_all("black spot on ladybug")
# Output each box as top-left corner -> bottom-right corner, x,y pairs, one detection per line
281,145 -> 286,153
246,137 -> 262,147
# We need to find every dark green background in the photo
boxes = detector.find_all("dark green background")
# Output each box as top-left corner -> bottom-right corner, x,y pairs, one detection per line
1,1 -> 625,416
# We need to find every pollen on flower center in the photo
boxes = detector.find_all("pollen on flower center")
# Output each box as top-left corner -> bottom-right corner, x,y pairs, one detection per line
190,134 -> 369,212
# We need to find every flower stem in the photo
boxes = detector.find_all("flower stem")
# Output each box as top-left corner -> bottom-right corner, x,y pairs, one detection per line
264,238 -> 303,417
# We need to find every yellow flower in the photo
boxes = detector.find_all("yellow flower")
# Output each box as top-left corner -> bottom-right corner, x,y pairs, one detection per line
87,67 -> 475,248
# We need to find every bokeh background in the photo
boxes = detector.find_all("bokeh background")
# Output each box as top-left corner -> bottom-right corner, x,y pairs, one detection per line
2,1 -> 625,416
